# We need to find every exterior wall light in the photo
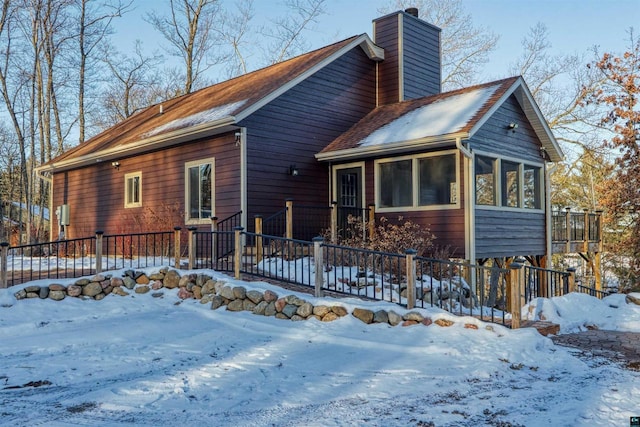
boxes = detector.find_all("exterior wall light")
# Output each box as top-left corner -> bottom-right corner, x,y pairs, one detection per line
111,161 -> 120,169
289,165 -> 299,176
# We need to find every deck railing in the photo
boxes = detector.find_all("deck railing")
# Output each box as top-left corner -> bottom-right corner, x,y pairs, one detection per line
551,209 -> 602,253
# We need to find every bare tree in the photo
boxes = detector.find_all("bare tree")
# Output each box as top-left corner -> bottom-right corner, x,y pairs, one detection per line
379,0 -> 498,89
261,0 -> 326,64
214,0 -> 254,77
74,0 -> 132,143
146,0 -> 225,93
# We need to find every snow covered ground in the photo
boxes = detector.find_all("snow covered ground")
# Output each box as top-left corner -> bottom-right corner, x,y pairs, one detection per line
1,267 -> 639,426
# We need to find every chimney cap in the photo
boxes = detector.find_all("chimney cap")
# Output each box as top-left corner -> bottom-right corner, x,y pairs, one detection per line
405,7 -> 419,17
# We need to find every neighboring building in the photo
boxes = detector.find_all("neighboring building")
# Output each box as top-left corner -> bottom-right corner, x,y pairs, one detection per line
1,201 -> 50,245
36,9 -> 563,265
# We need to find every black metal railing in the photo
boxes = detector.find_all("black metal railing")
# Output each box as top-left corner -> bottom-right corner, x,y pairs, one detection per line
262,209 -> 287,238
243,232 -> 314,286
2,237 -> 97,286
321,242 -> 407,304
414,258 -> 510,325
102,231 -> 174,270
293,205 -> 331,241
217,211 -> 242,232
551,210 -> 602,244
522,265 -> 571,303
576,284 -> 611,299
193,230 -> 235,272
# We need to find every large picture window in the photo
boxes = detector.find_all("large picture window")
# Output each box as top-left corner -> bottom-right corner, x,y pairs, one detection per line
185,159 -> 214,223
377,152 -> 458,210
124,172 -> 142,208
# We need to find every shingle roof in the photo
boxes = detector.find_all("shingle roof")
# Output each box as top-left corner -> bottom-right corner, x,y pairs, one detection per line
317,76 -> 563,162
44,35 -> 369,167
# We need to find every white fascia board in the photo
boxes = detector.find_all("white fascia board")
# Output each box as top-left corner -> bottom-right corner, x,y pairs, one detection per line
36,117 -> 237,174
235,34 -> 384,122
315,133 -> 465,162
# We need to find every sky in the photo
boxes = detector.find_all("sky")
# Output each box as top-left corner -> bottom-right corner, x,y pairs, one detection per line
1,265 -> 639,425
112,0 -> 640,83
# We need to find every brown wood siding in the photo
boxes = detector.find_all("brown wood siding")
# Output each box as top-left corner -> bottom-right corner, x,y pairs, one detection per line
51,132 -> 241,237
475,209 -> 546,258
401,16 -> 441,99
374,15 -> 400,105
239,47 -> 376,228
357,150 -> 466,257
471,94 -> 547,258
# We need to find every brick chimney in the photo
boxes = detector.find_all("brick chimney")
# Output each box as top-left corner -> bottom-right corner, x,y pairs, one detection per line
373,9 -> 441,105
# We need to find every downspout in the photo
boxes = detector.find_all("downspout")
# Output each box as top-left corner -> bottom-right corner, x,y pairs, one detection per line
545,163 -> 557,267
456,138 -> 475,264
239,127 -> 247,231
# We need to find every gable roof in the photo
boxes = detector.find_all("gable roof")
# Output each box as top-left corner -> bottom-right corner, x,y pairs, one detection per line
38,34 -> 384,173
316,76 -> 563,162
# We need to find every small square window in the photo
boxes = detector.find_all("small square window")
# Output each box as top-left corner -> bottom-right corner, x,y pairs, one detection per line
125,172 -> 142,208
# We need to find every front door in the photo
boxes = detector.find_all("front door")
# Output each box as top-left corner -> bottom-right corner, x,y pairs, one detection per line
335,166 -> 364,235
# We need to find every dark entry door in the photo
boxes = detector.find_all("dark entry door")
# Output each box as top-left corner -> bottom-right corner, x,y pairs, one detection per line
335,167 -> 363,234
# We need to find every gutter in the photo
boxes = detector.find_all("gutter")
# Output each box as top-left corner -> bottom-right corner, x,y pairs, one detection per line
456,137 -> 475,265
545,162 -> 557,264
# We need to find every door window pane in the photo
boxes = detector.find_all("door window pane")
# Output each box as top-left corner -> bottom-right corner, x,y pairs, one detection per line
379,160 -> 412,207
502,161 -> 520,207
419,154 -> 456,205
475,156 -> 495,205
340,173 -> 358,208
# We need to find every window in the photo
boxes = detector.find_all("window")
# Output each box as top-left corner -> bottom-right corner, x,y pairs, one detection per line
124,172 -> 142,208
474,155 -> 543,210
475,156 -> 495,205
419,154 -> 456,205
185,159 -> 214,223
501,161 -> 520,207
377,152 -> 458,210
523,165 -> 541,209
379,160 -> 412,208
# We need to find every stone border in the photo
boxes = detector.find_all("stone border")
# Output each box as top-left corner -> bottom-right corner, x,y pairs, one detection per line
11,268 -> 493,329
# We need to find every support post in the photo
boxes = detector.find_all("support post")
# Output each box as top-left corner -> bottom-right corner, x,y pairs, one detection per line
565,207 -> 571,253
211,217 -> 218,266
313,236 -> 324,297
583,209 -> 590,253
95,231 -> 104,274
405,249 -> 417,309
255,215 -> 263,264
509,260 -> 524,329
567,267 -> 576,294
594,209 -> 603,291
0,242 -> 9,288
173,227 -> 181,269
367,203 -> 376,242
285,199 -> 293,240
234,226 -> 243,279
330,201 -> 337,244
188,227 -> 197,269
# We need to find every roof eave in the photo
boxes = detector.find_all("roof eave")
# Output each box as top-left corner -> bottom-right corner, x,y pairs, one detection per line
315,133 -> 466,162
36,117 -> 238,174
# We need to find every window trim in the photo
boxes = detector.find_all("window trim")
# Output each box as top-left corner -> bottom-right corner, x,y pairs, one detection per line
473,150 -> 545,212
124,172 -> 142,208
374,150 -> 460,212
184,158 -> 215,225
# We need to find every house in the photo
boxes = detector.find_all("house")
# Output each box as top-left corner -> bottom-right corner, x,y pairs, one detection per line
1,201 -> 50,245
36,8 -> 563,266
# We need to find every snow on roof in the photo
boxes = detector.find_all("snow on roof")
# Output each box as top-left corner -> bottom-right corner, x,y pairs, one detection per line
143,99 -> 248,138
358,84 -> 500,147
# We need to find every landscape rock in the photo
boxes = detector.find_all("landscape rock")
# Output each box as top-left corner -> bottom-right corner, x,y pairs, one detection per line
263,290 -> 278,302
91,274 -> 106,282
313,305 -> 330,317
210,295 -> 225,310
135,286 -> 150,294
26,292 -> 39,298
435,318 -> 454,327
25,285 -> 40,293
66,285 -> 82,297
48,284 -> 66,291
373,310 -> 389,324
149,272 -> 165,281
219,286 -> 236,300
163,270 -> 180,288
402,320 -> 419,327
387,310 -> 402,326
94,293 -> 106,301
290,315 -> 305,321
285,295 -> 305,306
282,304 -> 298,318
352,308 -> 374,324
178,276 -> 192,288
232,286 -> 247,300
49,290 -> 65,301
253,301 -> 269,315
246,290 -> 263,304
403,311 -> 424,322
74,278 -> 90,286
192,285 -> 202,299
201,280 -> 216,295
275,298 -> 287,313
421,317 -> 433,326
264,302 -> 277,316
39,287 -> 49,299
275,313 -> 289,320
135,274 -> 150,285
110,277 -> 124,288
296,302 -> 313,318
112,287 -> 129,296
177,287 -> 193,299
227,299 -> 244,312
626,294 -> 640,306
151,280 -> 163,290
331,306 -> 348,317
322,312 -> 339,322
243,300 -> 256,311
123,277 -> 136,290
83,282 -> 103,297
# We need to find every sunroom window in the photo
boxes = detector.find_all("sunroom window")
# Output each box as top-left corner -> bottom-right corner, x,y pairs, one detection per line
379,160 -> 412,208
501,161 -> 520,208
523,165 -> 541,209
185,159 -> 214,223
475,156 -> 495,205
377,153 -> 458,209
